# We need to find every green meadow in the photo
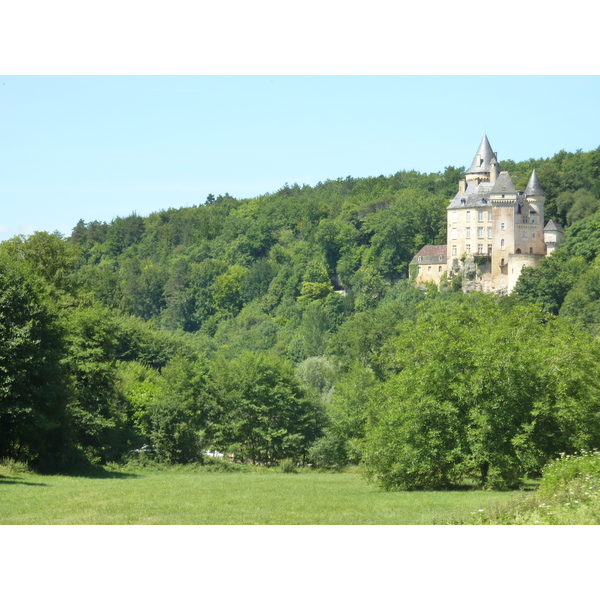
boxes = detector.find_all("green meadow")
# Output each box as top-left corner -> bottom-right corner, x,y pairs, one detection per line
0,468 -> 508,525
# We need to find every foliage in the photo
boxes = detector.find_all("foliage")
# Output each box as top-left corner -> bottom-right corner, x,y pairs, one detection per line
279,458 -> 298,473
438,450 -> 600,524
0,255 -> 71,464
362,295 -> 600,490
210,352 -> 326,464
3,143 -> 600,480
62,304 -> 126,463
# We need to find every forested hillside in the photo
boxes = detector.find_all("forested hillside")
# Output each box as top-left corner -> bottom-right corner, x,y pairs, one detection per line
2,144 -> 600,489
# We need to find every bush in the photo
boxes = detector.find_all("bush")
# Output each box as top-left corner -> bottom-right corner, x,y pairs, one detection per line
0,458 -> 32,476
537,450 -> 600,496
307,433 -> 347,469
436,450 -> 600,524
202,457 -> 250,472
279,458 -> 298,473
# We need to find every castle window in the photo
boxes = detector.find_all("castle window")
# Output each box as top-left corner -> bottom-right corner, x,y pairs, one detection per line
477,244 -> 483,254
452,211 -> 457,222
418,256 -> 422,262
487,227 -> 492,239
477,227 -> 484,238
501,223 -> 505,231
466,244 -> 471,254
466,228 -> 471,239
466,211 -> 471,222
461,199 -> 466,205
478,211 -> 484,222
428,266 -> 432,273
488,211 -> 493,221
530,247 -> 533,254
501,239 -> 505,249
418,266 -> 421,273
487,244 -> 492,255
438,266 -> 442,273
452,245 -> 457,256
482,198 -> 487,204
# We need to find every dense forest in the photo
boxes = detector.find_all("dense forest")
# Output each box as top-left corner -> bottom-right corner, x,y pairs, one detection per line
2,144 -> 600,489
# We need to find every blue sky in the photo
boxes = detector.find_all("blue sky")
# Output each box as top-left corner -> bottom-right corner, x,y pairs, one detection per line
1,76 -> 599,241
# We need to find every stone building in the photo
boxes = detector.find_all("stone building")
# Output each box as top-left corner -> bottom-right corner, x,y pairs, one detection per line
412,244 -> 447,285
412,135 -> 563,294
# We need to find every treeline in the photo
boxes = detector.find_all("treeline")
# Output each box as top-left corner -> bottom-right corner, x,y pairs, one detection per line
2,145 -> 600,488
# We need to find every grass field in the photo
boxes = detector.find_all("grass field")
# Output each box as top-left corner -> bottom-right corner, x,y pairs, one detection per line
0,466 -> 510,525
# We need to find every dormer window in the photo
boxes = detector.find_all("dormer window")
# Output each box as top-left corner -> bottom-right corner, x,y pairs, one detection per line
482,198 -> 487,204
461,198 -> 466,205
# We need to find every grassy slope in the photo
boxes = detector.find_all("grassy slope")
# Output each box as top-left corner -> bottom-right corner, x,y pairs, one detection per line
0,470 -> 508,525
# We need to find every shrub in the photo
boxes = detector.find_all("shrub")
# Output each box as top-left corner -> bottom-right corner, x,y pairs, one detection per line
537,450 -> 600,497
279,458 -> 298,473
202,457 -> 250,472
0,458 -> 32,476
436,450 -> 600,524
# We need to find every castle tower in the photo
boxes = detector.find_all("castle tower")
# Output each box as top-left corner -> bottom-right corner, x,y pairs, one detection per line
490,171 -> 517,290
544,220 -> 565,255
465,135 -> 498,186
524,170 -> 545,220
523,169 -> 546,255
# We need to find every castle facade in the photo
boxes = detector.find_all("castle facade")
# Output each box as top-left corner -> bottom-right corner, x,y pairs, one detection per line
412,135 -> 564,294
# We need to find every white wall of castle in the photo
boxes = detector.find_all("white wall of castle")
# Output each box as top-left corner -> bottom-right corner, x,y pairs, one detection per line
415,263 -> 447,286
506,253 -> 543,293
447,207 -> 494,265
447,194 -> 547,293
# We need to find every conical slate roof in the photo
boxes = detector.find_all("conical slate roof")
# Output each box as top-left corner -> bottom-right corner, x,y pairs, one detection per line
544,220 -> 564,232
491,171 -> 516,195
525,169 -> 545,196
467,135 -> 496,174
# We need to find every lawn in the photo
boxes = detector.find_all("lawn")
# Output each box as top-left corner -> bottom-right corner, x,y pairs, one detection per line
0,467 -> 509,525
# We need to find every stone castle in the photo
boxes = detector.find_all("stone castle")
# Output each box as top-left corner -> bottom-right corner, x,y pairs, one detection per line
412,135 -> 564,294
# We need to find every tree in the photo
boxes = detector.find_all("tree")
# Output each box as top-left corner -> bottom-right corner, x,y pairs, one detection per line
0,255 -> 71,464
211,352 -> 325,464
148,354 -> 217,462
211,264 -> 249,318
362,295 -> 600,490
62,304 -> 126,462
